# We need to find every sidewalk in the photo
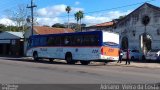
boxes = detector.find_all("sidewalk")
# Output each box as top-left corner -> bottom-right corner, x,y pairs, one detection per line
106,61 -> 160,69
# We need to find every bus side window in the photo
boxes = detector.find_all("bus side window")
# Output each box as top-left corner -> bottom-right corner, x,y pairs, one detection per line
35,38 -> 40,46
82,35 -> 99,46
27,38 -> 32,48
93,35 -> 99,46
60,37 -> 65,46
55,36 -> 61,46
32,38 -> 36,46
47,37 -> 55,46
75,36 -> 82,46
39,37 -> 47,46
64,36 -> 72,46
83,35 -> 88,46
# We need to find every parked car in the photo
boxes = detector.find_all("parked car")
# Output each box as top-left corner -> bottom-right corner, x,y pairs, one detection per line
122,49 -> 143,60
146,49 -> 160,61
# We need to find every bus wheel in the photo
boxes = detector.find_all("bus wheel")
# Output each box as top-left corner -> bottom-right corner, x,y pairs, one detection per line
65,53 -> 74,64
33,52 -> 39,61
49,59 -> 54,62
131,56 -> 135,61
80,61 -> 90,65
142,55 -> 146,61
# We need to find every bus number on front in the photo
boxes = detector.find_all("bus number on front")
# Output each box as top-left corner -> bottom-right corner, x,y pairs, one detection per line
108,48 -> 114,52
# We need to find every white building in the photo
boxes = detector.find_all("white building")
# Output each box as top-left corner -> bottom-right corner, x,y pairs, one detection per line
115,3 -> 160,54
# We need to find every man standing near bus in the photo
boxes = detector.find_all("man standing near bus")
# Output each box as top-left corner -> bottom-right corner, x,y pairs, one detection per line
125,49 -> 130,65
117,49 -> 123,63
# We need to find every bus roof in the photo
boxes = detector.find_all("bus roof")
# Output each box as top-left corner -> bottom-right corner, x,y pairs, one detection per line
31,30 -> 118,38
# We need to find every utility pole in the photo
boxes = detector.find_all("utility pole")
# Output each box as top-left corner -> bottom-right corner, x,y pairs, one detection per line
27,0 -> 37,36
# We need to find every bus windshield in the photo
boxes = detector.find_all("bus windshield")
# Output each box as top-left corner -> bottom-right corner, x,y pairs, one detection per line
103,42 -> 119,47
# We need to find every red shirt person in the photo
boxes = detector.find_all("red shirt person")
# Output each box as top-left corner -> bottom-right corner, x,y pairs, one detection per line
126,49 -> 130,65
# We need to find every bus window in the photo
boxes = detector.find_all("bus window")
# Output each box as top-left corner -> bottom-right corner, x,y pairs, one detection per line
82,34 -> 99,46
54,36 -> 61,46
64,36 -> 73,46
75,35 -> 82,46
33,38 -> 40,46
64,37 -> 70,45
27,38 -> 33,48
39,37 -> 47,46
103,42 -> 118,47
47,37 -> 55,46
83,35 -> 89,46
92,35 -> 99,46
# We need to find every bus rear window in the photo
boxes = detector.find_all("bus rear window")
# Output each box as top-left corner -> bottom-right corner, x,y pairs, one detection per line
103,42 -> 118,47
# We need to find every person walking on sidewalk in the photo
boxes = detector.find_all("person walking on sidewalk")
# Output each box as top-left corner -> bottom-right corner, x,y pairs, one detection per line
117,49 -> 123,63
125,49 -> 130,65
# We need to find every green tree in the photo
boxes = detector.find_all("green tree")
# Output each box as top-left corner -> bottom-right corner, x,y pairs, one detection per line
78,11 -> 84,32
52,23 -> 65,28
74,12 -> 80,31
5,4 -> 28,32
118,15 -> 126,19
0,24 -> 6,31
65,6 -> 71,28
74,11 -> 84,32
74,12 -> 80,24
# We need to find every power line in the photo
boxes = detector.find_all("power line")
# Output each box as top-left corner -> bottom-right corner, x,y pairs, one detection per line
44,0 -> 157,18
36,0 -> 158,26
85,0 -> 156,14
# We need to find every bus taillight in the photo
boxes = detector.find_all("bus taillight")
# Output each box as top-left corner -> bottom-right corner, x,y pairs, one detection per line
101,47 -> 104,55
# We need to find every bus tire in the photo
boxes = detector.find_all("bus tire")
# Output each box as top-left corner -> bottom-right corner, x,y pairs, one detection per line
65,53 -> 74,64
142,55 -> 146,61
33,51 -> 39,61
80,61 -> 90,65
131,56 -> 135,61
49,59 -> 54,62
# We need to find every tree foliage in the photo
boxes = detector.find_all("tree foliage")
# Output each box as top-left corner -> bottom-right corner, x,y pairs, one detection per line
65,6 -> 71,28
118,15 -> 126,19
74,10 -> 84,31
0,24 -> 23,32
52,23 -> 65,28
5,4 -> 29,32
65,6 -> 71,14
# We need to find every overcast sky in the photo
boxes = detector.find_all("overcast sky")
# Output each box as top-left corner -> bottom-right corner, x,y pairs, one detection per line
0,0 -> 160,26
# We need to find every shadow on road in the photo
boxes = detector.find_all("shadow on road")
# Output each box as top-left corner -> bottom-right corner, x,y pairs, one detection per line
0,56 -> 109,66
1,56 -> 159,67
0,56 -> 70,65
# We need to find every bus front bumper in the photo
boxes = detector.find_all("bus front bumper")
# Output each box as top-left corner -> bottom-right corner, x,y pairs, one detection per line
100,55 -> 119,61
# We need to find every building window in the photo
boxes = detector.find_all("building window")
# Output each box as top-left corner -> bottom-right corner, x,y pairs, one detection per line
154,13 -> 160,23
132,14 -> 139,25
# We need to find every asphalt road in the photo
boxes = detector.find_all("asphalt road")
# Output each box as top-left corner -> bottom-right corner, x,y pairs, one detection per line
0,57 -> 160,90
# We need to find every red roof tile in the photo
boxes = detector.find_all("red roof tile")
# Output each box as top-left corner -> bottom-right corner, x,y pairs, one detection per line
33,26 -> 75,35
94,21 -> 114,27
